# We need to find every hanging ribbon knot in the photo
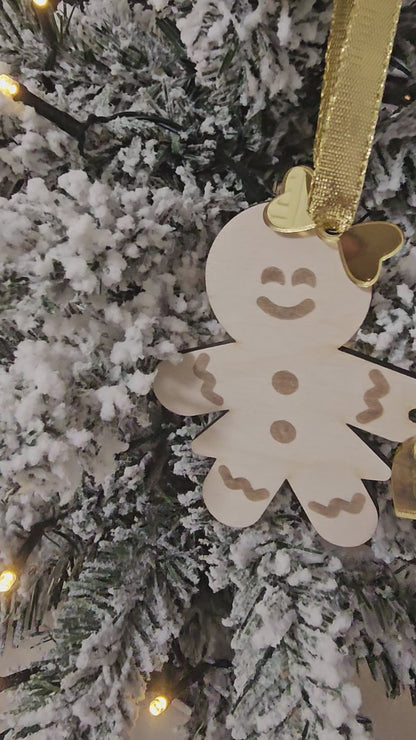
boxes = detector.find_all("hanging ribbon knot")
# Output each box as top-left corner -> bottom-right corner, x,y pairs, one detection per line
264,0 -> 404,287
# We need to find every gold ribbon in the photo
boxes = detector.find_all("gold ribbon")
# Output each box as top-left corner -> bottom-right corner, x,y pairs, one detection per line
309,0 -> 402,235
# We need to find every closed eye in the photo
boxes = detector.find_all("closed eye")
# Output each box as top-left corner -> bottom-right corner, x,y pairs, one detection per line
291,268 -> 316,287
261,267 -> 285,285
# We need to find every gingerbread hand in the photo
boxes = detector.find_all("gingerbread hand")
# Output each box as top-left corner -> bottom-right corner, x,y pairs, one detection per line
153,345 -> 230,416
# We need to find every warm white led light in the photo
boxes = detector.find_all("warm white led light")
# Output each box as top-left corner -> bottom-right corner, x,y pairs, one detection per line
149,696 -> 168,717
0,74 -> 19,98
33,0 -> 49,7
0,569 -> 17,593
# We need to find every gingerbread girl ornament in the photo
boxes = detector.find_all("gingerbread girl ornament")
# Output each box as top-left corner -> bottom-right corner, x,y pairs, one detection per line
154,1 -> 416,546
154,198 -> 416,547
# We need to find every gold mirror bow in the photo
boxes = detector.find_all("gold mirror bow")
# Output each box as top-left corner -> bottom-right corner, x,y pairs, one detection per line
264,166 -> 403,287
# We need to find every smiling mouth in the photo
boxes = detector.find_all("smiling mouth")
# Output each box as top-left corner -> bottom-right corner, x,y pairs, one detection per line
256,296 -> 316,320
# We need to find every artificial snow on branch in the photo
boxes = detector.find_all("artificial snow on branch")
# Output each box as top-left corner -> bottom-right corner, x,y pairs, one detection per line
0,1 -> 415,738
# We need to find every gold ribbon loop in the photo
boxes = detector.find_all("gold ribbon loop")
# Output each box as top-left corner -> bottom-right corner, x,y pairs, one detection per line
309,0 -> 402,234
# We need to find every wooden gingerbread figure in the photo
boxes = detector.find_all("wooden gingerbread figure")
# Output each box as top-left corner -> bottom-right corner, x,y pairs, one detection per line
154,202 -> 416,547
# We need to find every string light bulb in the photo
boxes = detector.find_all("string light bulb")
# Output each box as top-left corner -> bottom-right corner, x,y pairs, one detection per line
0,74 -> 19,98
0,568 -> 18,594
149,696 -> 169,717
33,0 -> 49,6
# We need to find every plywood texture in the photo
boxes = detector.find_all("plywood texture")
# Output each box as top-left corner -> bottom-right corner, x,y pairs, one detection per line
154,205 -> 416,547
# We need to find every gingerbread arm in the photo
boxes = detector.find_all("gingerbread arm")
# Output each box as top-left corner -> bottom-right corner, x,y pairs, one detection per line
341,352 -> 416,442
153,345 -> 231,416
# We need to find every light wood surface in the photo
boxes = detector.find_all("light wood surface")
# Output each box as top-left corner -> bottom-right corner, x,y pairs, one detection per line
154,205 -> 416,547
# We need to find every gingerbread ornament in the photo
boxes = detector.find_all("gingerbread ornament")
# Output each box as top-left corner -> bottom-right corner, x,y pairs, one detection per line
154,203 -> 416,547
155,0 -> 416,546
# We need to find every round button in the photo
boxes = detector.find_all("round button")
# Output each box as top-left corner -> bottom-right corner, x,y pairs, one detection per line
272,371 -> 299,395
270,420 -> 296,443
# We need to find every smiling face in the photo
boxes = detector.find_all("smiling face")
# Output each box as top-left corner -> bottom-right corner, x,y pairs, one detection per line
206,204 -> 372,348
256,266 -> 317,320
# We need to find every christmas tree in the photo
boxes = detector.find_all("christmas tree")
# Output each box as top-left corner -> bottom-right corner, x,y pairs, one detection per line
1,1 -> 416,737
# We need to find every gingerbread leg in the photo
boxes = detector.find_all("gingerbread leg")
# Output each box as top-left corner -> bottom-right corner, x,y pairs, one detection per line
290,468 -> 379,547
202,458 -> 284,528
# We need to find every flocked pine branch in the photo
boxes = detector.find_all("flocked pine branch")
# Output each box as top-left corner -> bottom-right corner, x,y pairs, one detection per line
10,441 -> 202,738
0,1 -> 415,738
